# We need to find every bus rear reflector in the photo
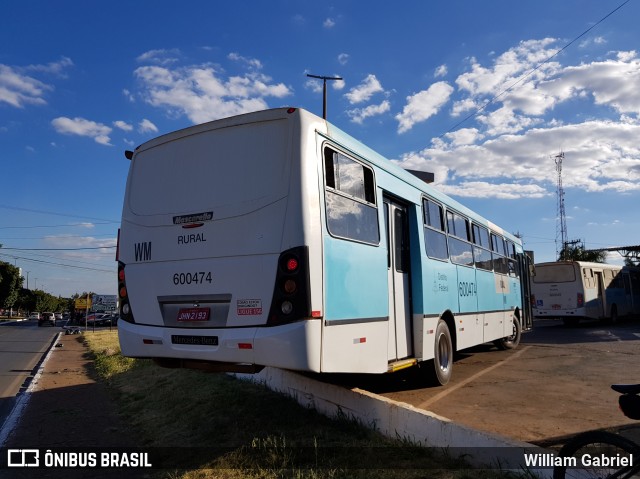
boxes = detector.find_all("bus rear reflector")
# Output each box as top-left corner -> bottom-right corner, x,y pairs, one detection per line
577,293 -> 584,308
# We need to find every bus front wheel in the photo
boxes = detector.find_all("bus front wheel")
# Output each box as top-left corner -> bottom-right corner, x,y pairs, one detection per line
427,319 -> 453,386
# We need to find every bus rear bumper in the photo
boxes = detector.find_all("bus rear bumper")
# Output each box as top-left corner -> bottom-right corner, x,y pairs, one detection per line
118,319 -> 322,373
533,308 -> 583,318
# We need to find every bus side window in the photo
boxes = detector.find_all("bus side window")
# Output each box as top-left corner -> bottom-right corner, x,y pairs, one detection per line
447,211 -> 473,267
490,233 -> 508,274
472,223 -> 492,271
422,198 -> 448,260
323,147 -> 379,245
506,240 -> 518,277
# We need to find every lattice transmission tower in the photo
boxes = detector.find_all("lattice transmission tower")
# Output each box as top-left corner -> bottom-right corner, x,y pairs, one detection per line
554,152 -> 568,259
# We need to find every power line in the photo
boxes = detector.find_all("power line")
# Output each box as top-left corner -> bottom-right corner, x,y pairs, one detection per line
3,249 -> 116,268
0,252 -> 114,274
439,0 -> 632,138
0,234 -> 116,240
1,246 -> 116,251
0,222 -> 117,229
0,204 -> 119,223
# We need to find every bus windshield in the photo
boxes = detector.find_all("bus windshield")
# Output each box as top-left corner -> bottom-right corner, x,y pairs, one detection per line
533,264 -> 576,283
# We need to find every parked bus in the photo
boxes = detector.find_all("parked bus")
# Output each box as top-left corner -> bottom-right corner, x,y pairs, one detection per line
532,261 -> 640,325
117,107 -> 533,385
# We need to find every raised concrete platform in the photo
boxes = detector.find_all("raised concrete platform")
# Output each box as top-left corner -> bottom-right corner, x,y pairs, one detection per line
237,367 -> 551,475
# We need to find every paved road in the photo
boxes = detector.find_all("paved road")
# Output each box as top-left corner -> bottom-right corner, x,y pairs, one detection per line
329,318 -> 640,445
0,320 -> 59,428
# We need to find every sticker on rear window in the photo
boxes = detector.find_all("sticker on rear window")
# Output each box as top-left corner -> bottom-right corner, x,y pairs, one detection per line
237,299 -> 262,316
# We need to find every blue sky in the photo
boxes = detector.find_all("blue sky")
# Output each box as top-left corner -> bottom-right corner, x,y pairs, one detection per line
1,1 -> 639,297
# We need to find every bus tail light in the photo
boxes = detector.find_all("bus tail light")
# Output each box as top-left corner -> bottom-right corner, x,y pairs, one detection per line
267,246 -> 310,326
530,294 -> 536,308
577,292 -> 584,308
118,262 -> 136,323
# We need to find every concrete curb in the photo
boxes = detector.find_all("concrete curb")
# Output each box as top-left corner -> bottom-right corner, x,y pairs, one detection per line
238,367 -> 552,476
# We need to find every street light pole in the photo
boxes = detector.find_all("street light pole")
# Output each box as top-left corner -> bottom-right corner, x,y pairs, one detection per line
306,74 -> 343,120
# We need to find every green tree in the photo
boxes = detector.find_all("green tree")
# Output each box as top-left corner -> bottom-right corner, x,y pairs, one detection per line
558,243 -> 607,262
0,261 -> 23,312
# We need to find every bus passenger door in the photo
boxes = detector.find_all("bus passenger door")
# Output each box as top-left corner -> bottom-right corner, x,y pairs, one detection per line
384,198 -> 412,361
594,271 -> 606,318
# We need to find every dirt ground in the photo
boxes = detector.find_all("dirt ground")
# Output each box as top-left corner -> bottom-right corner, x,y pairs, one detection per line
359,319 -> 640,447
3,333 -> 143,479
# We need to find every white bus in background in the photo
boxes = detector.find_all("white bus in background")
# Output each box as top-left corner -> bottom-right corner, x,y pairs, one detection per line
116,107 -> 532,385
532,261 -> 640,325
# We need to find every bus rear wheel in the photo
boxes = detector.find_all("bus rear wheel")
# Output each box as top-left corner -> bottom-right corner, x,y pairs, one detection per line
494,316 -> 521,350
426,319 -> 453,386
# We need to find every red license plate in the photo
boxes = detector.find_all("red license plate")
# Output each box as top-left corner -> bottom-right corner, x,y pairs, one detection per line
552,304 -> 561,310
177,307 -> 210,322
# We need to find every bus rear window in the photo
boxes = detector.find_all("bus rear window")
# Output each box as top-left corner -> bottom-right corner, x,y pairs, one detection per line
128,119 -> 289,218
533,265 -> 577,283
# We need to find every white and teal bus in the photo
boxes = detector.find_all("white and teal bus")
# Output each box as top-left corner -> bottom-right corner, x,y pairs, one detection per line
117,107 -> 532,385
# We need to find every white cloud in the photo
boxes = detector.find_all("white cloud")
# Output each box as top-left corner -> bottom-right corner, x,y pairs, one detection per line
441,39 -> 640,139
347,100 -> 391,124
438,181 -> 549,199
228,52 -> 262,70
544,55 -> 640,115
136,49 -> 181,65
332,78 -> 346,90
305,78 -> 323,94
0,58 -> 71,108
134,63 -> 292,124
26,57 -> 74,77
323,18 -> 336,28
51,117 -> 113,145
444,128 -> 483,146
0,65 -> 51,108
396,81 -> 454,133
138,118 -> 158,133
113,120 -> 133,132
397,119 -> 640,198
434,64 -> 448,78
338,53 -> 349,65
344,74 -> 384,104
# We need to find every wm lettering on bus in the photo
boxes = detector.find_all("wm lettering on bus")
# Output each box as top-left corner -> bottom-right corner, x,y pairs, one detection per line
134,241 -> 152,262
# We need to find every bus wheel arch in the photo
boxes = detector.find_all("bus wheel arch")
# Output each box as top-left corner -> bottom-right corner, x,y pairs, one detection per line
424,312 -> 455,386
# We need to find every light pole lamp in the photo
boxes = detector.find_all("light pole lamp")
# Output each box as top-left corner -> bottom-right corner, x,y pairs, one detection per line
306,74 -> 343,120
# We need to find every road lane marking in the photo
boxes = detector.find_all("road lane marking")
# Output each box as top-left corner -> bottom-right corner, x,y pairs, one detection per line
417,346 -> 532,410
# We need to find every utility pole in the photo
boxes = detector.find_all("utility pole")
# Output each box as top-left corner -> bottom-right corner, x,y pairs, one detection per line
306,74 -> 343,120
